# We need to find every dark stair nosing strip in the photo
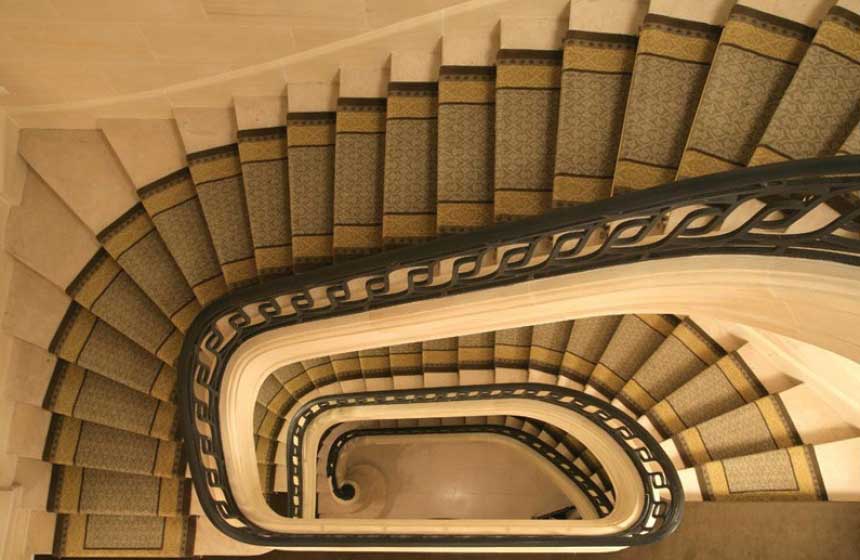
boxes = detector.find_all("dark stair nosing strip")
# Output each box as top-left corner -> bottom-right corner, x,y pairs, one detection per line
642,13 -> 724,37
730,4 -> 817,38
287,111 -> 337,122
497,49 -> 564,62
237,126 -> 287,140
186,143 -> 239,163
138,168 -> 193,199
565,29 -> 640,45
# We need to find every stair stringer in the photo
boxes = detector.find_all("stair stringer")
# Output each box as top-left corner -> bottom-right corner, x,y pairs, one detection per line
693,316 -> 860,430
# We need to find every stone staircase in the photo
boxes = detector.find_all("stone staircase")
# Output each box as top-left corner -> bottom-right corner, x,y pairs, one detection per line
254,315 -> 860,514
2,0 -> 860,556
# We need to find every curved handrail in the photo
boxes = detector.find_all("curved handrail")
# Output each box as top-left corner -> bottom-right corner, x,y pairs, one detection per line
179,157 -> 860,548
325,423 -> 614,517
283,384 -> 679,543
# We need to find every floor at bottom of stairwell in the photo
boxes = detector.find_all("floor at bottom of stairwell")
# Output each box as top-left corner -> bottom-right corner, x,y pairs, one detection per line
316,437 -> 572,519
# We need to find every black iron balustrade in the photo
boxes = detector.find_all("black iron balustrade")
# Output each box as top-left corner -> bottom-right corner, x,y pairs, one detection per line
285,384 -> 679,541
324,422 -> 614,515
322,410 -> 619,518
179,156 -> 860,548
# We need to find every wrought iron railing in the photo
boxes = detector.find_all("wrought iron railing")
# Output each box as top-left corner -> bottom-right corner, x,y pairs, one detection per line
284,385 -> 679,543
323,408 -> 619,518
179,157 -> 860,548
324,422 -> 613,516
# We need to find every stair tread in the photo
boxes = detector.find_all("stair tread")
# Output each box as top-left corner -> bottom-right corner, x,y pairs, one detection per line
176,106 -> 258,287
10,2 -> 860,554
382,77 -> 439,247
670,383 -> 860,468
48,465 -> 191,517
494,46 -> 562,221
286,88 -> 337,270
614,318 -> 726,417
553,28 -> 637,206
528,320 -> 573,384
43,415 -> 184,478
50,308 -> 177,402
44,362 -> 177,440
611,11 -> 723,194
586,314 -> 678,400
333,75 -> 387,258
66,249 -> 183,362
101,115 -> 230,305
437,63 -> 496,233
680,437 -> 860,501
749,4 -> 860,166
677,4 -> 816,179
53,513 -> 195,557
17,129 -> 196,343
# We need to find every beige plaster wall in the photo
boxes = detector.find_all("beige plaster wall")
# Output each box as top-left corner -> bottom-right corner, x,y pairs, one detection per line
0,0 -> 474,107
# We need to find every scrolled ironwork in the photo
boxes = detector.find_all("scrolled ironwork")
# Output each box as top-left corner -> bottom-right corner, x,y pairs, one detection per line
179,156 -> 860,548
285,384 -> 678,536
323,421 -> 615,517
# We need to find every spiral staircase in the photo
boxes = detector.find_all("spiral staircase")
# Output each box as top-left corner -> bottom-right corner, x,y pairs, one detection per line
2,0 -> 860,557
